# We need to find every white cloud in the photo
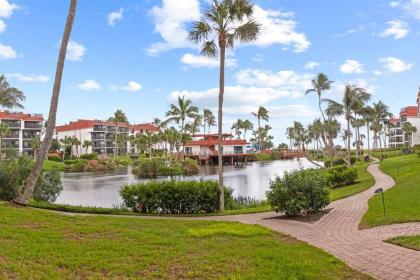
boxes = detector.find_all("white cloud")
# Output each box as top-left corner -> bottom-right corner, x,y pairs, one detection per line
269,105 -> 318,119
336,25 -> 366,37
77,80 -> 101,91
252,5 -> 310,52
180,53 -> 237,68
405,0 -> 420,19
379,20 -> 409,39
373,70 -> 383,76
326,79 -> 377,101
121,81 -> 142,92
390,1 -> 400,7
304,61 -> 319,70
0,43 -> 17,59
252,54 -> 264,63
147,0 -> 200,55
66,41 -> 87,61
0,0 -> 18,18
107,8 -> 123,26
6,73 -> 49,82
0,19 -> 5,33
379,57 -> 413,72
340,59 -> 365,74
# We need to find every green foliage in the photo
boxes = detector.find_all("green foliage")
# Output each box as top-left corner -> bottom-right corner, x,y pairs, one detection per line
132,158 -> 199,178
47,154 -> 62,162
80,152 -> 98,160
132,159 -> 161,178
248,153 -> 272,161
120,180 -> 233,214
266,169 -> 330,216
327,165 -> 359,188
227,196 -> 268,210
64,159 -> 116,173
181,158 -> 200,175
0,156 -> 62,201
324,156 -> 356,167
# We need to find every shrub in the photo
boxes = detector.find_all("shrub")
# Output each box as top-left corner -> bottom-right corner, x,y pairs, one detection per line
266,169 -> 330,216
181,158 -> 200,175
0,156 -> 62,201
48,154 -> 62,162
120,180 -> 233,214
157,162 -> 183,176
326,165 -> 358,188
227,196 -> 268,210
132,159 -> 161,178
80,152 -> 98,160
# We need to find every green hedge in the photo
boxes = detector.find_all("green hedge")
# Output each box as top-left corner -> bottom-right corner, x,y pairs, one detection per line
80,152 -> 98,160
326,165 -> 358,188
324,156 -> 356,167
120,180 -> 233,214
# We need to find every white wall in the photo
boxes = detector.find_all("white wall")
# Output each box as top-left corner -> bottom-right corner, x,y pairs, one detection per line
407,117 -> 420,146
56,128 -> 92,155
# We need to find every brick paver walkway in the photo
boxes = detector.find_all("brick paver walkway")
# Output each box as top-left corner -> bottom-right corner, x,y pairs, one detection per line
206,163 -> 420,280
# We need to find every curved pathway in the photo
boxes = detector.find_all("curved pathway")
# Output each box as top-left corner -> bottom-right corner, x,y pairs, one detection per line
204,163 -> 420,280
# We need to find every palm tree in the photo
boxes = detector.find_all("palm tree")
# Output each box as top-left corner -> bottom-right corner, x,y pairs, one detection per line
241,120 -> 253,140
15,0 -> 77,205
205,110 -> 216,133
190,0 -> 260,212
83,140 -> 92,154
306,73 -> 333,121
70,136 -> 81,158
0,123 -> 10,158
371,101 -> 392,160
362,106 -> 375,155
252,106 -> 269,151
231,119 -> 243,139
202,109 -> 213,134
108,109 -> 128,158
30,136 -> 41,160
325,85 -> 371,166
0,75 -> 25,109
402,122 -> 417,147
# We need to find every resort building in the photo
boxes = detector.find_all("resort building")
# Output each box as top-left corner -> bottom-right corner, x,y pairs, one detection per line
388,89 -> 420,148
0,111 -> 44,156
183,133 -> 250,164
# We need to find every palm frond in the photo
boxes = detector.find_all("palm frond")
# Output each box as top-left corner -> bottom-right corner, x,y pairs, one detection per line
200,41 -> 217,58
233,20 -> 260,43
189,21 -> 213,44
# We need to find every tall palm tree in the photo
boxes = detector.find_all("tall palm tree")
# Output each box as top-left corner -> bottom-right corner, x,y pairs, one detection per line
325,85 -> 371,166
108,109 -> 128,158
252,106 -> 269,151
306,73 -> 334,121
361,106 -> 375,155
83,140 -> 92,154
402,122 -> 417,147
241,119 -> 253,140
190,0 -> 260,212
202,109 -> 212,134
15,0 -> 77,205
371,101 -> 392,160
0,75 -> 25,109
205,110 -> 216,133
231,119 -> 243,139
0,123 -> 10,158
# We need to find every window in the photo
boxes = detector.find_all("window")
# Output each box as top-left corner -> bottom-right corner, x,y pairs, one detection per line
234,146 -> 243,154
185,147 -> 192,154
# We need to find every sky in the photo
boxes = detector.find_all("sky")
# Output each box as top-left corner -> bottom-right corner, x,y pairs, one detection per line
1,0 -> 420,145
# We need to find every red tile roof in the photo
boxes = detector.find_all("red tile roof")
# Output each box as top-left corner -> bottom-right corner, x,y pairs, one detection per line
0,111 -> 43,121
56,119 -> 129,132
130,123 -> 160,133
400,106 -> 418,117
185,139 -> 248,146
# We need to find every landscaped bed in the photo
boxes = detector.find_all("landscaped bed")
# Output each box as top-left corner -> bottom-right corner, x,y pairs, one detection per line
0,204 -> 370,279
361,154 -> 420,228
386,235 -> 420,251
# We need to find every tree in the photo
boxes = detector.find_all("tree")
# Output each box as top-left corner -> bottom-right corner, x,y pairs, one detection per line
202,109 -> 214,134
190,0 -> 260,212
306,73 -> 333,121
108,109 -> 128,158
14,0 -> 78,206
325,85 -> 371,166
0,75 -> 25,110
231,119 -> 243,139
402,122 -> 417,147
49,138 -> 61,153
30,136 -> 41,160
252,106 -> 269,151
361,106 -> 375,155
0,123 -> 10,158
83,140 -> 92,154
371,101 -> 392,160
241,120 -> 253,140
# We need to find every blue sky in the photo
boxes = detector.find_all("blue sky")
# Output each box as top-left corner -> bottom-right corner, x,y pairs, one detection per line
1,0 -> 420,144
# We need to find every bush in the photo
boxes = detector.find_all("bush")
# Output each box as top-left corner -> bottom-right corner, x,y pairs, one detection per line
133,158 -> 200,178
157,162 -> 183,176
48,154 -> 62,162
0,156 -> 62,201
132,159 -> 161,178
326,165 -> 358,188
266,169 -> 330,216
80,152 -> 98,160
181,158 -> 200,175
227,196 -> 268,210
120,180 -> 233,214
324,156 -> 356,168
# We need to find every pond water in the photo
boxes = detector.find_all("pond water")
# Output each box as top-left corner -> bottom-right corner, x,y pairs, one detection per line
56,158 -> 318,208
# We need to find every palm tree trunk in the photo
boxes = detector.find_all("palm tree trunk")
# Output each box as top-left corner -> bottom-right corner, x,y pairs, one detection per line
367,122 -> 370,155
217,38 -> 226,212
347,118 -> 351,167
318,95 -> 326,121
14,0 -> 77,205
257,117 -> 261,151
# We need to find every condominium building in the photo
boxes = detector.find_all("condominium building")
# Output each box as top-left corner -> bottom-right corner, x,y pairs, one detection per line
0,111 -> 44,156
388,89 -> 420,148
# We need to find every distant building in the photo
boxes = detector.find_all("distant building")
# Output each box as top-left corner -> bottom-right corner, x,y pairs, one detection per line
183,133 -> 250,164
0,111 -> 44,156
388,89 -> 420,148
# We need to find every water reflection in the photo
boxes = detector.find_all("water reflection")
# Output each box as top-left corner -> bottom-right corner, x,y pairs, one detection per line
56,158 -> 317,208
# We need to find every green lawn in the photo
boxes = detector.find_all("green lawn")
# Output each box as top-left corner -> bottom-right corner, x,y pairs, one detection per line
361,155 -> 420,228
43,160 -> 65,171
329,162 -> 374,201
371,149 -> 402,159
386,235 -> 420,251
0,204 -> 370,279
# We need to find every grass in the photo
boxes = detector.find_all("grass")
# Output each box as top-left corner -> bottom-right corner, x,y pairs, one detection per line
43,160 -> 65,171
0,203 -> 370,279
371,149 -> 402,159
361,154 -> 420,228
386,235 -> 420,251
329,162 -> 374,201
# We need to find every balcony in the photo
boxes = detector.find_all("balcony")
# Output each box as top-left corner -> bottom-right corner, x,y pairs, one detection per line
1,120 -> 21,128
2,140 -> 19,149
93,125 -> 107,132
92,141 -> 106,148
22,131 -> 40,139
24,121 -> 42,129
5,130 -> 20,139
91,132 -> 105,139
119,127 -> 129,133
108,127 -> 117,133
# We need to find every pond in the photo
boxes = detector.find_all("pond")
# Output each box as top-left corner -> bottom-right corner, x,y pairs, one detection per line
56,158 -> 318,208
